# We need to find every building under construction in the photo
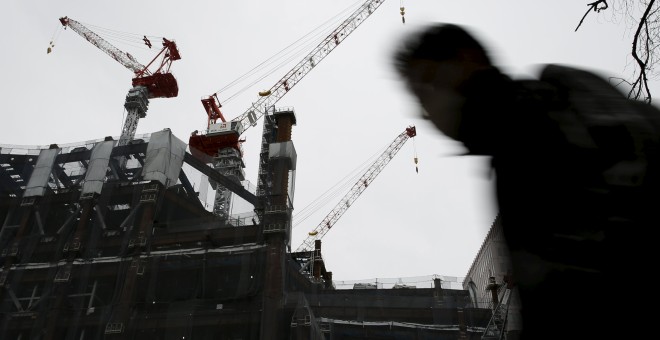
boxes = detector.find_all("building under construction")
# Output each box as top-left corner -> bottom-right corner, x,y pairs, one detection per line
0,1 -> 508,338
0,106 -> 500,339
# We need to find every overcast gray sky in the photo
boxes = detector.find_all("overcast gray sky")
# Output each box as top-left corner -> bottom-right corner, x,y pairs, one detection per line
2,0 -> 655,284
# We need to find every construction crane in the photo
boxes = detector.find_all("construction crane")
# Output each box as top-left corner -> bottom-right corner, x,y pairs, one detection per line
58,16 -> 181,148
295,126 -> 416,252
188,0 -> 389,220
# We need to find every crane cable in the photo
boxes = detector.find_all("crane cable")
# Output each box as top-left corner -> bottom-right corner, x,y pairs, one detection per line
294,126 -> 418,230
412,135 -> 418,173
79,21 -> 163,51
217,1 -> 362,104
49,19 -> 163,55
292,139 -> 394,229
292,154 -> 374,225
219,28 -> 331,104
292,150 -> 384,229
212,0 -> 365,105
47,22 -> 64,54
213,18 -> 340,97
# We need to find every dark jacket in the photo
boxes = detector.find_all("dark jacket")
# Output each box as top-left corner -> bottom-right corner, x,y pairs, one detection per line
459,64 -> 660,339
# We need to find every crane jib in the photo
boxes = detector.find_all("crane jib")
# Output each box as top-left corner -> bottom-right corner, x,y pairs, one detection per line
295,125 -> 416,253
218,0 -> 387,140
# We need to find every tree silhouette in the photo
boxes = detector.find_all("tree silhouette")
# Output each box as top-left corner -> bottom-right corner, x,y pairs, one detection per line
576,0 -> 658,103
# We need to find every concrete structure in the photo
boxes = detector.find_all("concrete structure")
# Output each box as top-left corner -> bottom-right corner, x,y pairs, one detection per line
0,111 -> 497,339
462,215 -> 522,339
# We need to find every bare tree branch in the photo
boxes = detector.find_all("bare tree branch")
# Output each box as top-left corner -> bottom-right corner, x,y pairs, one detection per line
609,76 -> 633,87
575,0 -> 609,32
629,0 -> 655,102
577,1 -> 660,103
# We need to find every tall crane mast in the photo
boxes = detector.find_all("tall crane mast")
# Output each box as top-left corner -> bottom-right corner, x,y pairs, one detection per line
58,17 -> 181,147
295,126 -> 416,252
188,0 -> 388,220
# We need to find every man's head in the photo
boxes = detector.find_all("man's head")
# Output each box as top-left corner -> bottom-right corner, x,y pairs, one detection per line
393,24 -> 493,140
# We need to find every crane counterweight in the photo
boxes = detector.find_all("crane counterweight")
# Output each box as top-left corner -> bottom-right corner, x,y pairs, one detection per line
132,72 -> 179,99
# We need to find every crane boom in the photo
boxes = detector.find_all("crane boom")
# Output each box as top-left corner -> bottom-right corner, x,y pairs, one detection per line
193,0 -> 388,152
59,16 -> 181,99
59,17 -> 146,74
230,0 -> 387,135
295,126 -> 416,252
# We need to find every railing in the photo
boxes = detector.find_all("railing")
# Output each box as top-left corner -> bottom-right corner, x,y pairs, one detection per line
0,133 -> 152,155
332,274 -> 466,290
263,222 -> 291,233
481,289 -> 511,340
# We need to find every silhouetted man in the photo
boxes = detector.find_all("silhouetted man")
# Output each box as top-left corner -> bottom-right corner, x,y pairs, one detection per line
393,23 -> 659,339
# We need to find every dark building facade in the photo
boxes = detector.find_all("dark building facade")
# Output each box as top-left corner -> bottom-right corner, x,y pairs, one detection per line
1,121 -> 494,339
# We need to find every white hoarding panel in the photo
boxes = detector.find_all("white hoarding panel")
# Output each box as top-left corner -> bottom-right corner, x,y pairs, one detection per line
143,129 -> 186,187
81,140 -> 115,195
24,148 -> 59,197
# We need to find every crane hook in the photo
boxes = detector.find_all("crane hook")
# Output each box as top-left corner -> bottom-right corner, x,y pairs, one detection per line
143,36 -> 152,48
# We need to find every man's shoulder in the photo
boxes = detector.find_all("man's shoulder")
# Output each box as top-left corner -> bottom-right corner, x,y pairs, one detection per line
535,63 -> 660,141
534,64 -> 660,187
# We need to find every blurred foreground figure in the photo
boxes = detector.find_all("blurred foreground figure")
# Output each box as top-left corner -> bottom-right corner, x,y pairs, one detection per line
394,23 -> 660,339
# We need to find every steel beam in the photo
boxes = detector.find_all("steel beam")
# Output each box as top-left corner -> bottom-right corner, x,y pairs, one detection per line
184,152 -> 259,208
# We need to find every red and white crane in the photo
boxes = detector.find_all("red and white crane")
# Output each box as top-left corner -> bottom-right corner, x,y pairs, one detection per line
190,0 -> 388,156
58,16 -> 181,147
295,125 -> 417,252
187,0 -> 389,220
